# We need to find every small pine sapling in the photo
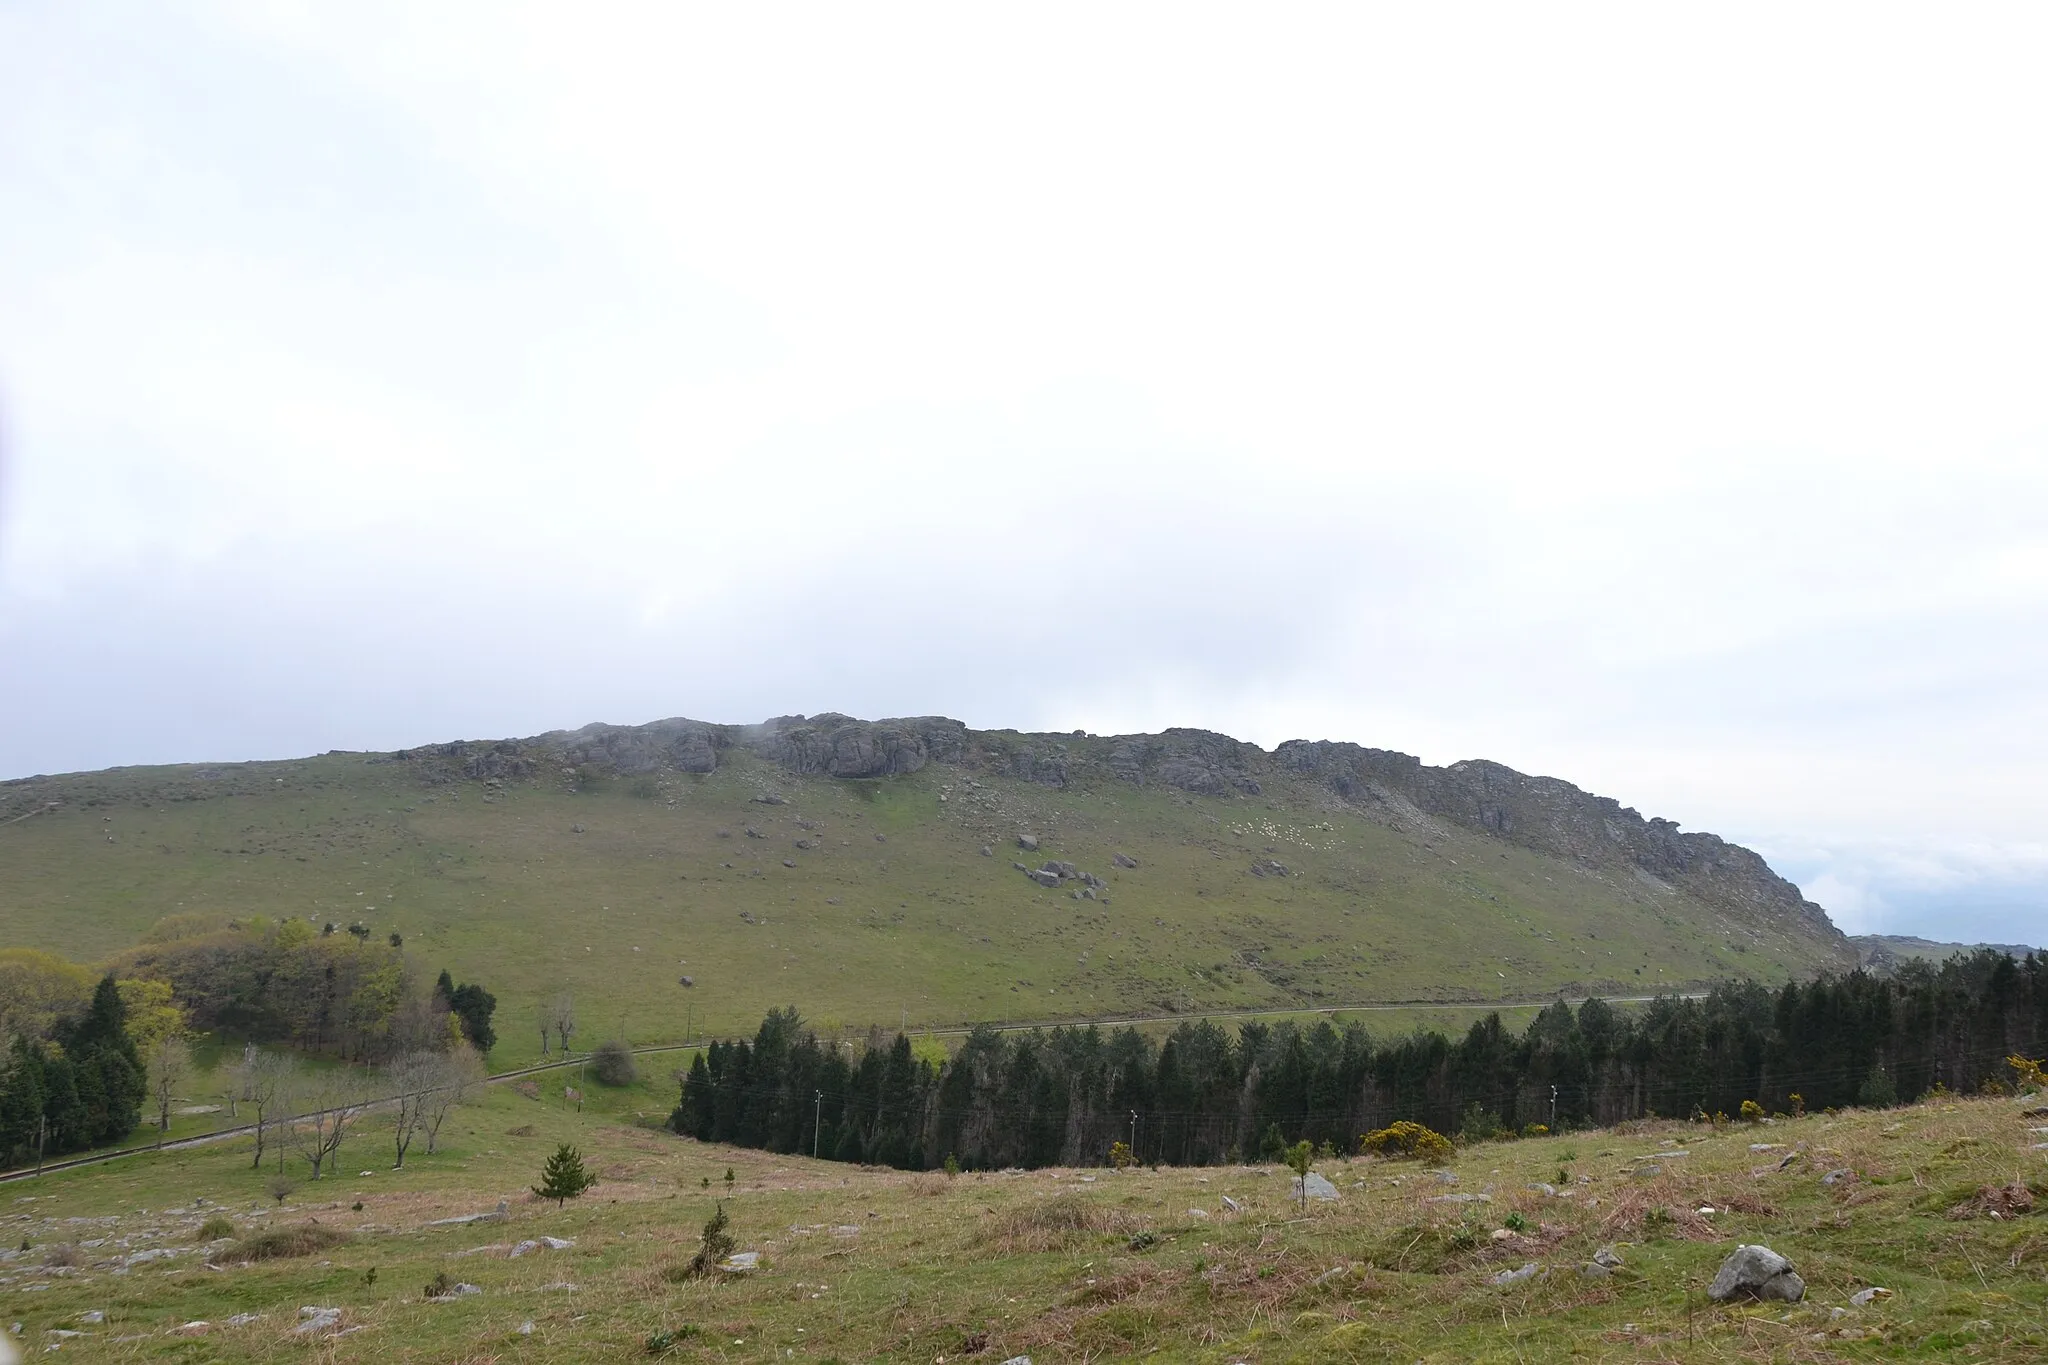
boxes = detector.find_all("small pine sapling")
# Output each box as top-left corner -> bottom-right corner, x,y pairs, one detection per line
681,1202 -> 736,1279
533,1143 -> 596,1208
1285,1139 -> 1315,1213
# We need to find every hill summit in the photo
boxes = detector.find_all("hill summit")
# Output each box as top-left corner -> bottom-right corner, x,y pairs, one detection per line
1,713 -> 1854,1064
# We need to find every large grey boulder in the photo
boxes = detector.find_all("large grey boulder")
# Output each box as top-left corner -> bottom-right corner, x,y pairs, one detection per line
1708,1244 -> 1804,1302
1292,1172 -> 1339,1201
1027,868 -> 1062,888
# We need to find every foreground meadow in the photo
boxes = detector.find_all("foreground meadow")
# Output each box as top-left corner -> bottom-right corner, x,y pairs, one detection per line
3,1083 -> 2045,1362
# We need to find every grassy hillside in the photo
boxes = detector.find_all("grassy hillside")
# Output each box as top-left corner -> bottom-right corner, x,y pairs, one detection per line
1,726 -> 1852,1069
3,1070 -> 2043,1360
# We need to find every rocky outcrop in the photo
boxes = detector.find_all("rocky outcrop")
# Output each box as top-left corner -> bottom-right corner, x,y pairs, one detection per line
414,709 -> 1845,956
738,714 -> 967,778
1273,740 -> 1841,945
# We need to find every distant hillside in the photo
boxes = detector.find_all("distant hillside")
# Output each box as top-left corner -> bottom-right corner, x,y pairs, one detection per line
1851,932 -> 2043,972
0,713 -> 1855,1064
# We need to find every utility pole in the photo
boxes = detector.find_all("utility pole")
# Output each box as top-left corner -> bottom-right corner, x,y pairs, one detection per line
1550,1084 -> 1559,1129
1129,1109 -> 1137,1155
814,1089 -> 824,1159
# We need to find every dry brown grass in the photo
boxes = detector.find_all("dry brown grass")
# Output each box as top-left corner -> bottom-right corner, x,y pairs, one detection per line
973,1193 -> 1142,1252
1948,1179 -> 2036,1219
229,1221 -> 352,1260
37,1242 -> 85,1268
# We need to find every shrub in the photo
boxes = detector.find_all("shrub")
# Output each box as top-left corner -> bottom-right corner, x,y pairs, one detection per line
424,1270 -> 455,1299
266,1176 -> 296,1204
973,1195 -> 1140,1253
1521,1123 -> 1549,1138
1359,1121 -> 1454,1164
1458,1103 -> 1507,1145
1739,1099 -> 1764,1123
1859,1065 -> 1899,1109
647,1326 -> 701,1354
195,1214 -> 236,1242
591,1040 -> 639,1087
1108,1140 -> 1135,1170
40,1243 -> 85,1268
231,1223 -> 350,1261
2009,1055 -> 2048,1090
672,1202 -> 736,1280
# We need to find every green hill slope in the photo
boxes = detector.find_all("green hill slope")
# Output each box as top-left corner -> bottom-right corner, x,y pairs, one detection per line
0,715 -> 1854,1065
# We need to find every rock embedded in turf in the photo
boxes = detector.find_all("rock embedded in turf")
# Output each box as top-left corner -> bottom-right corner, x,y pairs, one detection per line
1294,1173 -> 1340,1201
1708,1244 -> 1805,1303
1492,1263 -> 1540,1286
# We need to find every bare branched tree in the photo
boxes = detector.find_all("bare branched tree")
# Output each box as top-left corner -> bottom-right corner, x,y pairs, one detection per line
551,990 -> 577,1055
244,1049 -> 295,1171
145,1035 -> 191,1143
419,1044 -> 484,1156
388,1050 -> 439,1170
290,1068 -> 369,1179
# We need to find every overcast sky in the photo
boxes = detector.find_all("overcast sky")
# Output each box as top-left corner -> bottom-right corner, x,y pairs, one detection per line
3,4 -> 2045,947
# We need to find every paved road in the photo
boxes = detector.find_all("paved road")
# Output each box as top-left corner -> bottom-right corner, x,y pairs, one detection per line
0,989 -> 1704,1182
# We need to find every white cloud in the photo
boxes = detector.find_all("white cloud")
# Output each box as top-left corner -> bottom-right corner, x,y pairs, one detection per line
2,2 -> 2046,947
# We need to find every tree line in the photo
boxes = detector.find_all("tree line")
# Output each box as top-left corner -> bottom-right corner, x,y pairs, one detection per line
670,951 -> 2048,1170
109,917 -> 496,1061
0,920 -> 499,1168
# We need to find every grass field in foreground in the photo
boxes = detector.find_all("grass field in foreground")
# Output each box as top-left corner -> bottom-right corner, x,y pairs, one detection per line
3,1077 -> 2044,1361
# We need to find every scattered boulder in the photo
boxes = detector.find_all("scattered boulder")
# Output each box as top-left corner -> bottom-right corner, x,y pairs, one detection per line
1820,1168 -> 1855,1186
721,1251 -> 760,1272
980,846 -> 992,857
1220,1195 -> 1243,1213
1293,1172 -> 1340,1201
1491,1263 -> 1540,1286
293,1307 -> 343,1335
1186,1208 -> 1209,1219
1249,859 -> 1289,878
1708,1244 -> 1805,1303
508,1237 -> 574,1258
1849,1287 -> 1893,1307
1018,834 -> 1040,852
1113,852 -> 1139,868
1027,869 -> 1062,889
752,793 -> 787,805
744,826 -> 764,839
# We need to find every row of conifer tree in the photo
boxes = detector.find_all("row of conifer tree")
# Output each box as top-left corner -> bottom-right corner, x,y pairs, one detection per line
1,977 -> 147,1163
669,950 -> 2048,1169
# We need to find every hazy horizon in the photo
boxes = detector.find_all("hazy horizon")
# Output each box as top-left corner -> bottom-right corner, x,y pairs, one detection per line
4,5 -> 2044,948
